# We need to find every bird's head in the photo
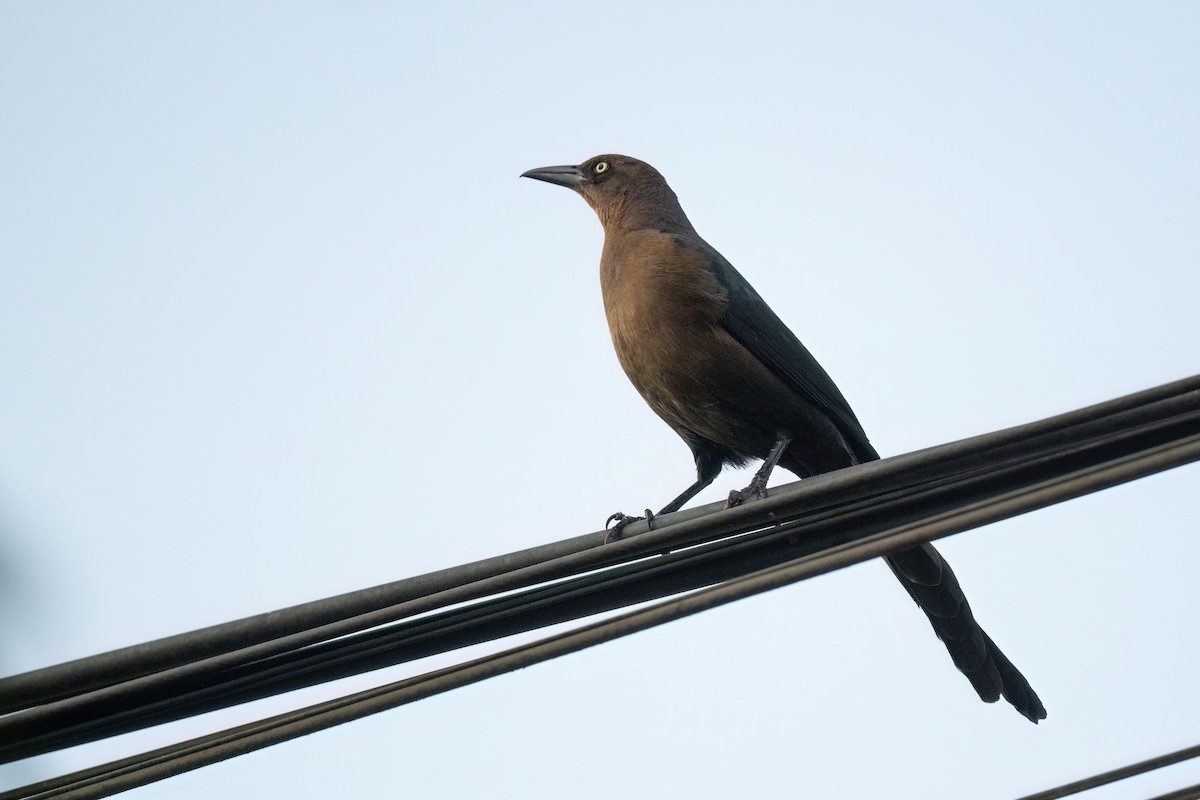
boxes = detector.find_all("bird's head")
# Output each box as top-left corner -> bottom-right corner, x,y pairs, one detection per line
521,154 -> 692,232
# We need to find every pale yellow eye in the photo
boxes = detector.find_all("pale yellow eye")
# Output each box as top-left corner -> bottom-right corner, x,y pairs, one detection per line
594,161 -> 609,174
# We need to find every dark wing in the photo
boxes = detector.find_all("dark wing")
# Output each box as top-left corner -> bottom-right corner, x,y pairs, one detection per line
674,233 -> 877,461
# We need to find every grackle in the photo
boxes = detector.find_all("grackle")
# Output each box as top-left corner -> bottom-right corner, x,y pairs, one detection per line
522,154 -> 1046,722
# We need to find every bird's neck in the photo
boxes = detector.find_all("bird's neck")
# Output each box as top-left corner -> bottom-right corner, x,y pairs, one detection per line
595,186 -> 696,236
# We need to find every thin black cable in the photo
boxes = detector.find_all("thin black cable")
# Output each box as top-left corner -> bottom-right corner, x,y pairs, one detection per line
5,433 -> 1198,800
1148,784 -> 1200,800
1015,743 -> 1200,800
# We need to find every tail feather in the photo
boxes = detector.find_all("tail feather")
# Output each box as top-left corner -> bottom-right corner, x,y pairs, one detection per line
885,543 -> 1047,723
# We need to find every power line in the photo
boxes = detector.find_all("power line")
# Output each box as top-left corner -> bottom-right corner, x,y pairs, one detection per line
1147,784 -> 1200,800
9,435 -> 1199,800
1,375 -> 1198,797
5,382 -> 1197,762
5,374 -> 1195,717
1014,743 -> 1200,800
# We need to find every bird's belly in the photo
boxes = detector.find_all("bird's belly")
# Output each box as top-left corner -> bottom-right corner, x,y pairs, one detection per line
616,321 -> 777,447
612,319 -> 855,473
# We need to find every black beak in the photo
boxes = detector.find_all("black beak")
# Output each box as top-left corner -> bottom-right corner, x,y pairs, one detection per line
520,164 -> 585,189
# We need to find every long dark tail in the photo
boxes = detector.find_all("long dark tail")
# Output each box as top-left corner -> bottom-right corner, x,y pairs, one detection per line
885,543 -> 1047,723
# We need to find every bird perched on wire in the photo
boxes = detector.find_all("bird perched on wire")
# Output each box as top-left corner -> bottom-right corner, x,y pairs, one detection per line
521,154 -> 1046,723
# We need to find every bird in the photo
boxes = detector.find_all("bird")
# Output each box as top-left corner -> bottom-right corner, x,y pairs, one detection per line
521,153 -> 1046,723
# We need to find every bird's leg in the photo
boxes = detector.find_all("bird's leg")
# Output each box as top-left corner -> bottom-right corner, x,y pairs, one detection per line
726,434 -> 792,509
605,465 -> 720,542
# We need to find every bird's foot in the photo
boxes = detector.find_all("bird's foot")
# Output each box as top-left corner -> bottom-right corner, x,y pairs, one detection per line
724,477 -> 769,509
604,509 -> 655,543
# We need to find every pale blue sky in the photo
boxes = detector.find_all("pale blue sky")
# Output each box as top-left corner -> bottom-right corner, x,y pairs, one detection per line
2,2 -> 1198,798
